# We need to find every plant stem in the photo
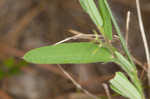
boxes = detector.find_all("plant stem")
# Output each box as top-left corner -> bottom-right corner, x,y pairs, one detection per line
104,0 -> 134,66
105,0 -> 145,98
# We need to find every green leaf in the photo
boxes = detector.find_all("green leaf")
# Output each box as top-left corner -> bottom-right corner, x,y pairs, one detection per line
110,72 -> 142,99
23,42 -> 114,64
79,0 -> 103,27
114,51 -> 137,76
98,0 -> 112,40
104,0 -> 135,65
114,51 -> 144,96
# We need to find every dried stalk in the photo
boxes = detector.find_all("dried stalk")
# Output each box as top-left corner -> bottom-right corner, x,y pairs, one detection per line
102,83 -> 112,99
125,11 -> 131,46
136,0 -> 150,85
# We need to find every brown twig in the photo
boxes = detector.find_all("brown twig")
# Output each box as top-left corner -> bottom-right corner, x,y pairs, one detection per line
140,69 -> 146,80
57,64 -> 99,99
69,29 -> 119,42
102,83 -> 112,99
69,29 -> 103,40
54,29 -> 104,45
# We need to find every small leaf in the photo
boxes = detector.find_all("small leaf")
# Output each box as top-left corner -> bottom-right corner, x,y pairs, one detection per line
23,42 -> 114,64
79,0 -> 103,27
98,0 -> 112,40
114,51 -> 137,76
110,72 -> 142,99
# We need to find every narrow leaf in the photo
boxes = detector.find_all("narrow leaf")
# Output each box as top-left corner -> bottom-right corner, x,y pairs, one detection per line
98,0 -> 112,40
110,72 -> 142,99
114,51 -> 144,96
104,0 -> 135,65
79,0 -> 103,27
23,42 -> 114,64
114,51 -> 137,75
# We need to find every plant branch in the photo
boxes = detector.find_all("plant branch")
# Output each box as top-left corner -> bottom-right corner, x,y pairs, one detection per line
105,0 -> 145,98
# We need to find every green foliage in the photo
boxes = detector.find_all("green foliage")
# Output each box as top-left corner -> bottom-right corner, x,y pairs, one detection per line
23,0 -> 145,99
79,0 -> 112,40
110,72 -> 142,99
23,42 -> 114,64
104,0 -> 134,65
114,51 -> 137,77
79,0 -> 103,27
98,0 -> 112,40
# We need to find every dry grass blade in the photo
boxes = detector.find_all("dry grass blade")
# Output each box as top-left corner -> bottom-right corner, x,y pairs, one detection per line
56,29 -> 119,44
54,34 -> 83,45
136,0 -> 150,85
69,29 -> 103,39
54,29 -> 104,45
125,11 -> 131,47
